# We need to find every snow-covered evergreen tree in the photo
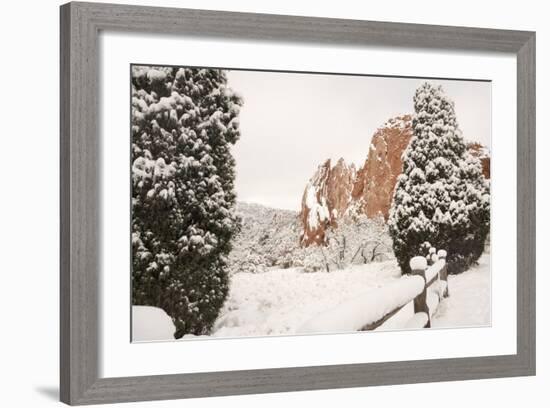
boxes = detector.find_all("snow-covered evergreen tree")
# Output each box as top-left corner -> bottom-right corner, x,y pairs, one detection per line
389,82 -> 490,274
131,66 -> 243,337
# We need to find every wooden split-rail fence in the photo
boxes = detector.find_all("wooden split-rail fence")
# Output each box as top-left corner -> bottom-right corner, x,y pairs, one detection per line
298,248 -> 450,334
362,249 -> 450,330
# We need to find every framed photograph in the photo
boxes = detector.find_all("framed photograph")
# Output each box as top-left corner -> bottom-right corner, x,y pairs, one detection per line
60,1 -> 535,405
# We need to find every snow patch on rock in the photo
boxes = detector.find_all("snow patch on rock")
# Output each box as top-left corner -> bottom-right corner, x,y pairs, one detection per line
304,183 -> 330,230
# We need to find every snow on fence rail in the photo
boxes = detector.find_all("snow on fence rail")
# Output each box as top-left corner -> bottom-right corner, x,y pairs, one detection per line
299,249 -> 449,333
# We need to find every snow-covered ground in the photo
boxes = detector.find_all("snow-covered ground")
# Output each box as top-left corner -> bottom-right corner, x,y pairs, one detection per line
214,253 -> 491,337
431,253 -> 491,328
212,260 -> 402,337
131,254 -> 491,341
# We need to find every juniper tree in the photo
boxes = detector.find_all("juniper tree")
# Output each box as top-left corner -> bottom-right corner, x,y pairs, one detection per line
389,82 -> 490,274
131,66 -> 243,337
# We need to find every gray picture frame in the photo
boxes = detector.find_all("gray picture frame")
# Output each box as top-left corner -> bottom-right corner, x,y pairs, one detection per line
60,1 -> 536,405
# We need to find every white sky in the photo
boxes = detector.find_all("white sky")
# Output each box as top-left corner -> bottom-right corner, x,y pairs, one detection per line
227,70 -> 491,212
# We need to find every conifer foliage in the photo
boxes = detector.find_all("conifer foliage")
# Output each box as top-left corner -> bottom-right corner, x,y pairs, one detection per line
131,66 -> 243,338
389,82 -> 490,274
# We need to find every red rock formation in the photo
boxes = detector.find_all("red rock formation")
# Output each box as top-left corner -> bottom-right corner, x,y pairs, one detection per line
352,115 -> 413,219
299,115 -> 491,247
300,158 -> 355,246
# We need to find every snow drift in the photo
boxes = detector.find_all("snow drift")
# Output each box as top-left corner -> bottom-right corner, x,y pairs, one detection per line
132,306 -> 175,341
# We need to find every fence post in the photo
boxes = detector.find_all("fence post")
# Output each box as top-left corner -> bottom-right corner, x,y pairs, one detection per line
427,247 -> 436,265
410,256 -> 430,328
438,249 -> 449,298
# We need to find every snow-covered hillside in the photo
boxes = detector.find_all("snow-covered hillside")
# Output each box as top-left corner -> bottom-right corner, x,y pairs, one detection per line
227,202 -> 302,274
227,201 -> 394,274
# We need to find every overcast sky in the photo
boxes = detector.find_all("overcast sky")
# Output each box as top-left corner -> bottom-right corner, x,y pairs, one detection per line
227,70 -> 491,212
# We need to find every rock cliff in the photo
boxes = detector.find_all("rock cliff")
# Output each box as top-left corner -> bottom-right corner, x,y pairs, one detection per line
300,114 -> 490,246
